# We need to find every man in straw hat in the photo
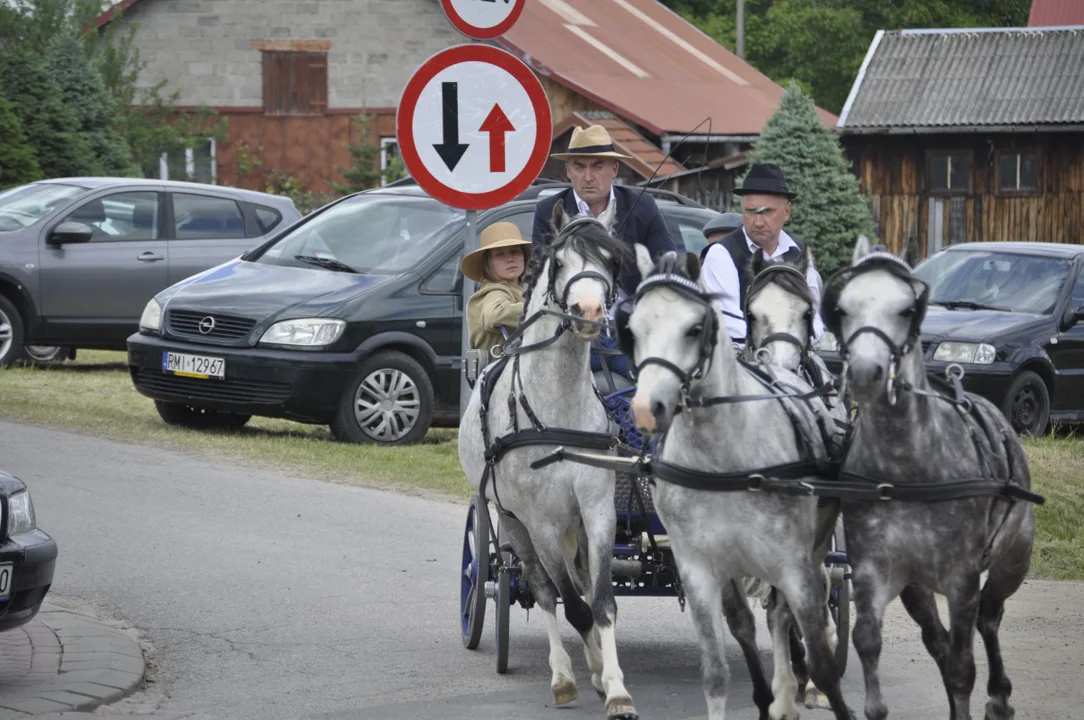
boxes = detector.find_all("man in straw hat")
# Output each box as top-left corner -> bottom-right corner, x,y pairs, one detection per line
700,162 -> 824,344
462,222 -> 532,354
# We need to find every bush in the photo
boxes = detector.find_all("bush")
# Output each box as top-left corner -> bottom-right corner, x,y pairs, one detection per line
0,80 -> 43,189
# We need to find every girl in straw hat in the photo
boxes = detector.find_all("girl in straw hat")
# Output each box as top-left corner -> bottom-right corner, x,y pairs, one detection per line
463,222 -> 532,354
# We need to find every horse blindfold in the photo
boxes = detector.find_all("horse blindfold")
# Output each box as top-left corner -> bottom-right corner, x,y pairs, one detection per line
820,256 -> 930,342
615,272 -> 719,371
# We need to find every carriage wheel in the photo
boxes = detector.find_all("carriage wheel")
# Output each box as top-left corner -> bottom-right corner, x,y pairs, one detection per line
461,495 -> 490,649
495,518 -> 511,674
827,521 -> 851,676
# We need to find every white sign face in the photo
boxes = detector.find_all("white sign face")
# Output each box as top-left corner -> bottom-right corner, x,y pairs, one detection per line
441,0 -> 526,38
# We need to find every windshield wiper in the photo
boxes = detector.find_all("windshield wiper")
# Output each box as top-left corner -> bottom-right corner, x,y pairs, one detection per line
931,300 -> 1002,311
294,255 -> 357,273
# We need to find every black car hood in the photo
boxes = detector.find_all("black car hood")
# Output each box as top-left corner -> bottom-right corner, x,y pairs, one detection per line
161,259 -> 394,319
921,306 -> 1046,344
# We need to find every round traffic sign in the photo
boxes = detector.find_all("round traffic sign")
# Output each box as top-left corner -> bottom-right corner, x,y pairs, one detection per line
396,44 -> 552,211
440,0 -> 526,40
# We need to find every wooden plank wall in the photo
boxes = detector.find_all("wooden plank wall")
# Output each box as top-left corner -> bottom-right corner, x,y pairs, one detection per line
842,132 -> 1084,263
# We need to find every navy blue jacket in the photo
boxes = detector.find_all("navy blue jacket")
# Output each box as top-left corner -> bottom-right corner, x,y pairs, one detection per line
531,186 -> 683,297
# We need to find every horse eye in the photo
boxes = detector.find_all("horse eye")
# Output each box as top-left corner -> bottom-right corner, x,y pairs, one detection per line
685,324 -> 704,338
900,307 -> 915,318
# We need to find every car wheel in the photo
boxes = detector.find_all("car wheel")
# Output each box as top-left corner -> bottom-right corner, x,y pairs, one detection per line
330,350 -> 434,445
23,345 -> 67,365
155,400 -> 252,430
0,297 -> 67,369
1001,370 -> 1050,437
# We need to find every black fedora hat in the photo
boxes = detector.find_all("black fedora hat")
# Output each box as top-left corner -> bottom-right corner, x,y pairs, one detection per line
733,162 -> 796,199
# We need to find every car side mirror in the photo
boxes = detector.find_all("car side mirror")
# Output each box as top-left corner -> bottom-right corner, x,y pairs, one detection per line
48,221 -> 94,245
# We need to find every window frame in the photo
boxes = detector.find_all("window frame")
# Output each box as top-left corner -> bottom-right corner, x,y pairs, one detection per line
60,190 -> 163,244
154,138 -> 217,184
926,149 -> 973,196
995,148 -> 1041,197
261,50 -> 328,116
168,191 -> 248,242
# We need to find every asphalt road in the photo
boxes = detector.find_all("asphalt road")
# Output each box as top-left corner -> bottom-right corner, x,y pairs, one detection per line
1,420 -> 1079,720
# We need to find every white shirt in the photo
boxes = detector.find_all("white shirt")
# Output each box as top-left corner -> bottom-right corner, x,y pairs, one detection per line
700,228 -> 824,343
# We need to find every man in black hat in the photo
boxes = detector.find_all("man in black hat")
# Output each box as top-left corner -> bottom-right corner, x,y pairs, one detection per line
700,162 -> 824,344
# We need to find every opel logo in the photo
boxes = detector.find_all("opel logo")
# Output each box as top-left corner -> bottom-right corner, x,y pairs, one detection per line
198,316 -> 216,334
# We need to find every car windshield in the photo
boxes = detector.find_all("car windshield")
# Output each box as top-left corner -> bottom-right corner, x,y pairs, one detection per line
253,193 -> 465,273
0,183 -> 92,232
914,249 -> 1071,315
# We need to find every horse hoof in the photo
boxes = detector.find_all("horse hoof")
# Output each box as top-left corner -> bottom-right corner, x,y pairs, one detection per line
553,679 -> 578,706
605,696 -> 638,720
803,689 -> 831,710
985,698 -> 1015,720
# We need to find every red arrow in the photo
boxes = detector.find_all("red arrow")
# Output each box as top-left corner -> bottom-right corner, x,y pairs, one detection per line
479,104 -> 515,173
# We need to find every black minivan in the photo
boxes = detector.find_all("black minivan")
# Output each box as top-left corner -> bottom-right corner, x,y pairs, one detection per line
127,180 -> 715,445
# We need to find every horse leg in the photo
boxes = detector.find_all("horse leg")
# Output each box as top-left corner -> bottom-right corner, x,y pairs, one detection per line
899,584 -> 951,704
722,579 -> 774,720
766,589 -> 801,720
565,522 -> 607,699
851,564 -> 897,720
944,575 -> 982,720
977,555 -> 1029,720
780,563 -> 854,720
800,566 -> 837,710
579,504 -> 637,720
501,516 -> 578,705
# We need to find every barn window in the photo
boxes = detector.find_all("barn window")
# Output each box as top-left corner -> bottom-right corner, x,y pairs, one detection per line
262,51 -> 328,116
997,150 -> 1039,195
927,151 -> 971,195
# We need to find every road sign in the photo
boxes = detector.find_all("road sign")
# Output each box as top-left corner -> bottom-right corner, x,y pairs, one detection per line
397,44 -> 552,211
440,0 -> 527,40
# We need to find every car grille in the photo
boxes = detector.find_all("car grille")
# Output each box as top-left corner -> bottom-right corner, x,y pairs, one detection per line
131,368 -> 291,404
167,310 -> 257,342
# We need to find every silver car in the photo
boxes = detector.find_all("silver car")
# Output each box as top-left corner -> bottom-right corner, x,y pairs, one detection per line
0,178 -> 301,366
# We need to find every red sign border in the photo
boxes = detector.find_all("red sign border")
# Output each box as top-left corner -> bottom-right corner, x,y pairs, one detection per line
440,0 -> 526,40
396,44 -> 552,212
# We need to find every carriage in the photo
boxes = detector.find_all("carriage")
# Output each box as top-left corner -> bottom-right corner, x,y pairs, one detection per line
459,345 -> 853,677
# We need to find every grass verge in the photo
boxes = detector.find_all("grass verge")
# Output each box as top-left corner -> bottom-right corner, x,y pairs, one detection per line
1,351 -> 1080,579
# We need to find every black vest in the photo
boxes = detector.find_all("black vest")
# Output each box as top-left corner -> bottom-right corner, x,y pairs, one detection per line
708,228 -> 804,311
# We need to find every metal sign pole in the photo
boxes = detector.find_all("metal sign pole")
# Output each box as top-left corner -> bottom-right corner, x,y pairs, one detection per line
459,209 -> 478,417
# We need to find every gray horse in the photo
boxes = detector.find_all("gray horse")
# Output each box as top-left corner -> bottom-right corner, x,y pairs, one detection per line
621,246 -> 852,720
822,238 -> 1040,720
458,205 -> 638,720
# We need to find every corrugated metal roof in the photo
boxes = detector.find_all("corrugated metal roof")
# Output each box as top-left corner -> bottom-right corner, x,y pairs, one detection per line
838,27 -> 1084,132
498,0 -> 837,136
1028,0 -> 1084,27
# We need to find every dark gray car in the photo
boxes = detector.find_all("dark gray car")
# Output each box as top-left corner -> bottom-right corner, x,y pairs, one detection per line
0,178 -> 301,366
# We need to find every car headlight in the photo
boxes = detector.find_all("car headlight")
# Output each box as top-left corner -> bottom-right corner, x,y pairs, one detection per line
259,318 -> 345,347
139,298 -> 162,332
816,332 -> 840,353
6,490 -> 36,536
933,342 -> 996,364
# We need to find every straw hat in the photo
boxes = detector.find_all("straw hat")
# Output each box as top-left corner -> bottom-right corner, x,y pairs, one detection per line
460,222 -> 532,283
550,124 -> 632,161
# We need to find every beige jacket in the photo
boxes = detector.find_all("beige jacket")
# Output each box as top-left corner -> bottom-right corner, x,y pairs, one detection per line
467,281 -> 525,353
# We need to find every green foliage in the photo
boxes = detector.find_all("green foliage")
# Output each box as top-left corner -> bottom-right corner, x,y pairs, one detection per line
0,45 -> 101,178
384,152 -> 408,185
0,0 -> 102,56
659,0 -> 1031,114
0,80 -> 43,189
746,82 -> 877,277
45,33 -> 137,177
331,112 -> 385,196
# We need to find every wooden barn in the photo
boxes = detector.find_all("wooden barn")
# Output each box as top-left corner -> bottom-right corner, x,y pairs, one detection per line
837,26 -> 1084,265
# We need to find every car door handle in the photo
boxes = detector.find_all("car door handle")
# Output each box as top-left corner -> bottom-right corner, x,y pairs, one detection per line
137,252 -> 164,262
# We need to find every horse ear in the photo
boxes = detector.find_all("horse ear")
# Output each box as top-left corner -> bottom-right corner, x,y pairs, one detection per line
852,234 -> 871,265
550,201 -> 568,236
634,243 -> 654,280
750,248 -> 768,277
685,251 -> 702,282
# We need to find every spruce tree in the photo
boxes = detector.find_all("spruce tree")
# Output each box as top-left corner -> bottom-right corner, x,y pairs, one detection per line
745,82 -> 877,277
331,112 -> 384,196
46,34 -> 136,177
0,80 -> 43,189
0,45 -> 101,179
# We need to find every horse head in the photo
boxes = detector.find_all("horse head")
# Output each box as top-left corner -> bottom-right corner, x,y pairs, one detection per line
744,245 -> 816,372
621,244 -> 723,434
821,239 -> 929,405
522,202 -> 630,341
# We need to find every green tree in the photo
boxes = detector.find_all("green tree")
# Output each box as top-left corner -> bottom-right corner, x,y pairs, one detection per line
746,82 -> 877,277
0,45 -> 101,178
330,112 -> 384,196
0,80 -> 43,189
45,33 -> 137,177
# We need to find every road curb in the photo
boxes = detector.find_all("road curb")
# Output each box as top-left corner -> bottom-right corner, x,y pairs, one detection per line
0,604 -> 145,718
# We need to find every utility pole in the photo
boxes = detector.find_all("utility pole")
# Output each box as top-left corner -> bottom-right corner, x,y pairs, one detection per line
737,0 -> 745,59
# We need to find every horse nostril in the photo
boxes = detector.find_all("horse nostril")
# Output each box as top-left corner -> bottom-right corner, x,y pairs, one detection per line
569,303 -> 585,318
872,365 -> 884,383
652,401 -> 666,420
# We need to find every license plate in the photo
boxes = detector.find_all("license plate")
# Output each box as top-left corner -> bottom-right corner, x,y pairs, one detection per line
0,563 -> 12,601
162,351 -> 225,379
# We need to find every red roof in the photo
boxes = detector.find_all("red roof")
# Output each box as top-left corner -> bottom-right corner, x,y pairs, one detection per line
1028,0 -> 1084,26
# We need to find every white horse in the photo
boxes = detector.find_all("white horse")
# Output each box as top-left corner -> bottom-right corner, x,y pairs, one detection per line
458,206 -> 638,720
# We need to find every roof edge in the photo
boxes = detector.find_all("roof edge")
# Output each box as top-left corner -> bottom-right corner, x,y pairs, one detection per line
838,29 -> 884,129
838,123 -> 1084,135
89,0 -> 148,32
896,25 -> 1084,35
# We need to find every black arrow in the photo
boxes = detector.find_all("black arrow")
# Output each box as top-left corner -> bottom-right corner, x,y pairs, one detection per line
433,82 -> 469,172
